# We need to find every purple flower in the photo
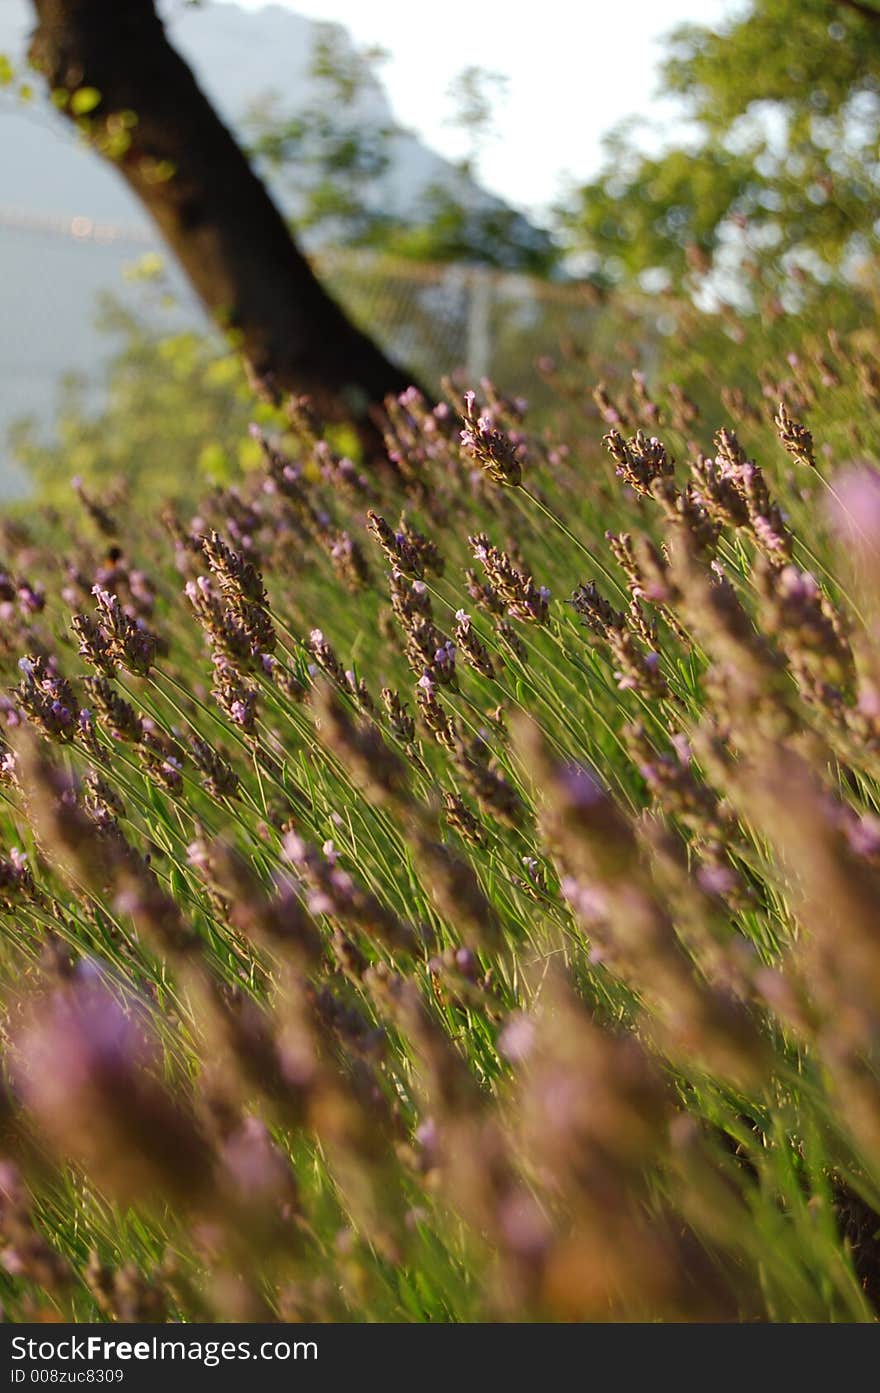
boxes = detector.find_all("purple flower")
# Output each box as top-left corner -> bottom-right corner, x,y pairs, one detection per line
498,1012 -> 536,1063
559,763 -> 604,808
829,465 -> 880,552
697,864 -> 737,897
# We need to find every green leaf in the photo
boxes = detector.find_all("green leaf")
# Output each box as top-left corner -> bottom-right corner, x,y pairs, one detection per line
169,865 -> 189,905
71,86 -> 101,115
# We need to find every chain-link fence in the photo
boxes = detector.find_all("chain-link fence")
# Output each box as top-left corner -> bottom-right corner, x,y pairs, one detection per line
315,246 -> 603,395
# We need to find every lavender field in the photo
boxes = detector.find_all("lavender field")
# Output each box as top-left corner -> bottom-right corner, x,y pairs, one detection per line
1,339 -> 880,1320
4,0 -> 880,1327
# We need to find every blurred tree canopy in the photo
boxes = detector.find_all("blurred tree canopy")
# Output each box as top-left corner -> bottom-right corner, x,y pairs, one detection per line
246,25 -> 560,276
559,0 -> 880,303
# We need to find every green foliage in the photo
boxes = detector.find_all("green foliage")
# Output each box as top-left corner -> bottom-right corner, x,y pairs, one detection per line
247,24 -> 399,249
69,86 -> 101,116
444,64 -> 509,174
561,0 -> 880,299
0,51 -> 36,105
377,183 -> 560,275
246,24 -> 559,276
7,297 -> 272,510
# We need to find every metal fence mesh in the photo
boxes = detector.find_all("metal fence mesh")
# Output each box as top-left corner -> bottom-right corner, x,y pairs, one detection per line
315,247 -> 602,392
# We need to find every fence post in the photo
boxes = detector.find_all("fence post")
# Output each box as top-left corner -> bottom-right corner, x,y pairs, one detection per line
465,264 -> 492,382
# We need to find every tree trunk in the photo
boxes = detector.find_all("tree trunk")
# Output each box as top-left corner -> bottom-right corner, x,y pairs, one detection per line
27,0 -> 418,453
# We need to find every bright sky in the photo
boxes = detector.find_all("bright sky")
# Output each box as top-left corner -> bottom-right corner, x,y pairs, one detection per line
225,0 -> 736,215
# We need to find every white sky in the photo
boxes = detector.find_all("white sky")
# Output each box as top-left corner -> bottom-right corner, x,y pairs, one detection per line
223,0 -> 736,215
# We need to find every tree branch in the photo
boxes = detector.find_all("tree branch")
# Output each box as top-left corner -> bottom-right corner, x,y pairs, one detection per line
27,0 -> 419,451
833,0 -> 880,26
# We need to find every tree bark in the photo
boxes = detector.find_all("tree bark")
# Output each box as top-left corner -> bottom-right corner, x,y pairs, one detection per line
27,0 -> 418,452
